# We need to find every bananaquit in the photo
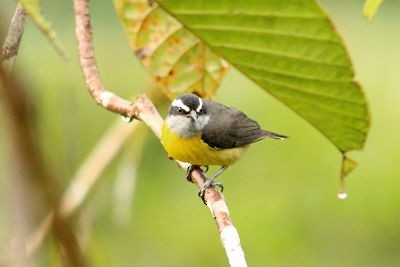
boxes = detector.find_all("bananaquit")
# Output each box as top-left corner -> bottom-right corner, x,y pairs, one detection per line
161,93 -> 287,198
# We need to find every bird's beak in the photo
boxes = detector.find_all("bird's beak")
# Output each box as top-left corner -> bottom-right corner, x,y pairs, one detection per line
186,110 -> 198,121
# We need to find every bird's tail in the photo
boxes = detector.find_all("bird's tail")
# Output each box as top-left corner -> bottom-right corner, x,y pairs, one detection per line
262,130 -> 288,140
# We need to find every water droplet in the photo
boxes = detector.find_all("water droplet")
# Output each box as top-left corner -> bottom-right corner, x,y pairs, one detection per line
121,115 -> 133,123
337,191 -> 348,200
338,164 -> 347,200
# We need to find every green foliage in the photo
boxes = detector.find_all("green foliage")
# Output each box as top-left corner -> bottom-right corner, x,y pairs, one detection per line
17,0 -> 67,58
364,0 -> 384,22
154,0 -> 369,155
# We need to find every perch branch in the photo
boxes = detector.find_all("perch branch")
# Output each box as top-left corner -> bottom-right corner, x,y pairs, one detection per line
1,3 -> 26,70
72,0 -> 247,265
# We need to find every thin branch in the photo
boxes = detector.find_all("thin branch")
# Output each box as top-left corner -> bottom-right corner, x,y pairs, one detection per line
25,212 -> 54,257
112,127 -> 148,225
72,0 -> 247,265
60,122 -> 142,217
1,8 -> 30,265
112,152 -> 139,225
26,119 -> 142,255
1,3 -> 26,70
0,68 -> 86,267
1,6 -> 86,266
73,0 -> 137,119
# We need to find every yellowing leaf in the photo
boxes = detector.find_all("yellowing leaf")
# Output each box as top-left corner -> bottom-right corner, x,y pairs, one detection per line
114,0 -> 228,99
364,0 -> 384,22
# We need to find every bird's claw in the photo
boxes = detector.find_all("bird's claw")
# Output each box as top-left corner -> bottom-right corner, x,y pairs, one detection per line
186,165 -> 198,182
198,180 -> 224,204
201,165 -> 209,173
186,165 -> 209,182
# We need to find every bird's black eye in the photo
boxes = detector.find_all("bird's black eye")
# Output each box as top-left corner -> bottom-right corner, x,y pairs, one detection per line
176,107 -> 189,115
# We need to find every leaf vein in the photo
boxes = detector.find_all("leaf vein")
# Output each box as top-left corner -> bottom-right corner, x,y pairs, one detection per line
272,90 -> 367,121
170,10 -> 324,19
214,44 -> 348,69
191,25 -> 339,44
238,66 -> 364,105
234,61 -> 348,83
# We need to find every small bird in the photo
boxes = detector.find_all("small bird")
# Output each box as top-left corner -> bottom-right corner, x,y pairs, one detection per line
161,93 -> 287,201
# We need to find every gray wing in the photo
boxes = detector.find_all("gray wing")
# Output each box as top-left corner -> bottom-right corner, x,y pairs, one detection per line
201,100 -> 286,149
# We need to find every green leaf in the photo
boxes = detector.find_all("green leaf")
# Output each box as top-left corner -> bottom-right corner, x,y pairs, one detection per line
114,0 -> 228,99
363,0 -> 384,22
18,0 -> 67,58
155,0 -> 370,153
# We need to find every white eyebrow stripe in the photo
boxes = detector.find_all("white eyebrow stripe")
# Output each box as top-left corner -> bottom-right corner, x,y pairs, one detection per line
172,98 -> 190,112
196,98 -> 203,113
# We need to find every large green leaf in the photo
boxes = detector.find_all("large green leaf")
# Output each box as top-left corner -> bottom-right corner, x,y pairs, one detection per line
114,0 -> 228,99
156,0 -> 369,153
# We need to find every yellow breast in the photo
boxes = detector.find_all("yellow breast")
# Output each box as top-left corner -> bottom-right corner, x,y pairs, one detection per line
161,123 -> 247,166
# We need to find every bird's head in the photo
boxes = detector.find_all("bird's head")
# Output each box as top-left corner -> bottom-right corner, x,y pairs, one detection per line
165,93 -> 209,137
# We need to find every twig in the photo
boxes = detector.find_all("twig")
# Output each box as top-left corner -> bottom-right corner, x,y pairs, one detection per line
72,0 -> 247,265
1,3 -> 26,70
0,5 -> 29,266
59,121 -> 142,217
26,119 -> 143,255
112,127 -> 148,225
113,152 -> 138,225
1,5 -> 86,266
73,0 -> 136,119
0,68 -> 86,267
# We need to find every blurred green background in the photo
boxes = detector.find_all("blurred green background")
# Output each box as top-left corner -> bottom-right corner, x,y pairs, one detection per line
1,0 -> 400,266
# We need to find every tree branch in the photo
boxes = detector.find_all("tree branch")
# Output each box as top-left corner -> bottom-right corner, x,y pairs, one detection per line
1,5 -> 87,266
72,0 -> 247,265
1,3 -> 26,70
26,120 -> 143,255
73,0 -> 137,119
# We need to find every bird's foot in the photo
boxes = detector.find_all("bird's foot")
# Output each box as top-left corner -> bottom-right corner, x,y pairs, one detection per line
185,165 -> 199,183
201,165 -> 209,173
186,165 -> 208,182
198,179 -> 224,205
